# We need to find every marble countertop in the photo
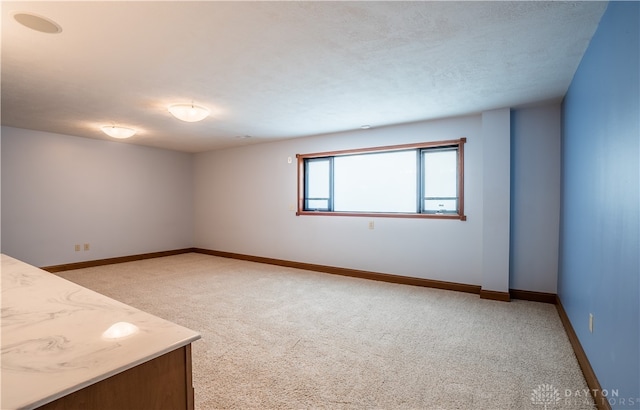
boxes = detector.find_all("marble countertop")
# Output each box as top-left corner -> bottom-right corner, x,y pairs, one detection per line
1,254 -> 201,410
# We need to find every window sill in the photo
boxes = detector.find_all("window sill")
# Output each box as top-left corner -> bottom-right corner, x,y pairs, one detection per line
296,210 -> 467,221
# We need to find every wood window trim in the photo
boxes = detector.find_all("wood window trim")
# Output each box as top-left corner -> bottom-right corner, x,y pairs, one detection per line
296,138 -> 467,221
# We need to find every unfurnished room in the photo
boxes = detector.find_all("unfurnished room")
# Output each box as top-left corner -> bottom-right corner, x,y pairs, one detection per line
1,1 -> 638,410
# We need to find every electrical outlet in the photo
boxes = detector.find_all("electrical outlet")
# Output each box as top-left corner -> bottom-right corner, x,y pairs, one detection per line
75,244 -> 81,252
84,243 -> 90,251
368,221 -> 375,230
589,313 -> 594,333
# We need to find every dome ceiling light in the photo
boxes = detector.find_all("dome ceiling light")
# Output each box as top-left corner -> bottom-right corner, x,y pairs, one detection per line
101,125 -> 136,139
168,103 -> 210,122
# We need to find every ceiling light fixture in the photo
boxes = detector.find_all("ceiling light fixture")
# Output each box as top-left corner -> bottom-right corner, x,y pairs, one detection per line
101,125 -> 136,139
168,103 -> 210,122
13,12 -> 62,34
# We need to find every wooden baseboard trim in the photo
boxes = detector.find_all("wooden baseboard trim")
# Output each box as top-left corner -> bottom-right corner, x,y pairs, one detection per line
193,248 -> 482,295
509,289 -> 557,304
40,249 -> 560,306
479,289 -> 511,302
41,248 -> 197,273
555,296 -> 611,410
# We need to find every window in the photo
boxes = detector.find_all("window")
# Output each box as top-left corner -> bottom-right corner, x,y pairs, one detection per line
297,138 -> 466,220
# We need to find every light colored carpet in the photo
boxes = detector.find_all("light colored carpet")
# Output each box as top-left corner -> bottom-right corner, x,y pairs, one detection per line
56,253 -> 594,409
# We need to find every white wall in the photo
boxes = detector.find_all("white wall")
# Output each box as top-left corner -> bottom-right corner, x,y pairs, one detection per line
510,104 -> 561,293
1,104 -> 561,294
481,108 -> 511,293
194,113 -> 511,289
1,127 -> 194,267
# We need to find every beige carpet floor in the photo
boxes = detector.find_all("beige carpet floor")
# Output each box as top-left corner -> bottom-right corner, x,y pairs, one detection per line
56,253 -> 594,410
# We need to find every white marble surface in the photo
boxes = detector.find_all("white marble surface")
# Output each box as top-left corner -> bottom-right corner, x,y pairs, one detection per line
1,254 -> 201,410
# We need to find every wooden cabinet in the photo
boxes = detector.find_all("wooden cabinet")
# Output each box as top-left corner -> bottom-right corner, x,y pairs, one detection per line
38,345 -> 195,410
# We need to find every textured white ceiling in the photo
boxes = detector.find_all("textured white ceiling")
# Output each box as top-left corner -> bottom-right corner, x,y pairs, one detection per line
1,1 -> 607,153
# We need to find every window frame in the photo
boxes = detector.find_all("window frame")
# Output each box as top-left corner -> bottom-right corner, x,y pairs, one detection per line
296,138 -> 467,221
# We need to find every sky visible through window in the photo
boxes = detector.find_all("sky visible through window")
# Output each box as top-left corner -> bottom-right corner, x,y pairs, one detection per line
334,151 -> 416,212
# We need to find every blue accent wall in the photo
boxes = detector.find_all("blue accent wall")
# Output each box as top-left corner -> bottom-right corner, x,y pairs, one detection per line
560,2 -> 639,408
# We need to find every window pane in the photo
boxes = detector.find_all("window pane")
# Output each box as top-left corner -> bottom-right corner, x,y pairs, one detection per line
305,159 -> 330,210
298,139 -> 466,219
334,151 -> 416,212
423,149 -> 457,213
424,199 -> 457,213
306,199 -> 329,210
